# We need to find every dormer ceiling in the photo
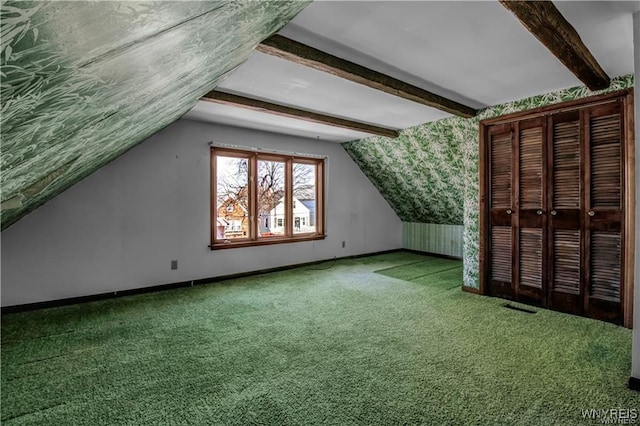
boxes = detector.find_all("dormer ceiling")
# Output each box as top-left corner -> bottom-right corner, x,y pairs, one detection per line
2,1 -> 639,230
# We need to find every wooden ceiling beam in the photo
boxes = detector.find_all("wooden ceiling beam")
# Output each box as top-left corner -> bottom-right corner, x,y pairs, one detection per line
257,35 -> 477,118
202,91 -> 400,138
500,0 -> 610,91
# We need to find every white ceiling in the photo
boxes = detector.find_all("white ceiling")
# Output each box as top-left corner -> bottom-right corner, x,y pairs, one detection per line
184,1 -> 639,143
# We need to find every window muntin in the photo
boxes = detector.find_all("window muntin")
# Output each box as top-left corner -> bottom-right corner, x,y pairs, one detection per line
211,148 -> 324,248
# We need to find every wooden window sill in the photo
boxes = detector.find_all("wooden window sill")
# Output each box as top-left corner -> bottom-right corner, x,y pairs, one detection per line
210,234 -> 326,250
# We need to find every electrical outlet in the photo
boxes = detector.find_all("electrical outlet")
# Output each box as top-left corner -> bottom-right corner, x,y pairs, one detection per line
342,241 -> 346,248
171,260 -> 178,270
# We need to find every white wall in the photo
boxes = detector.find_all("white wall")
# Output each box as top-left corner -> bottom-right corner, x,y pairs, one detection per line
632,10 -> 640,381
0,119 -> 402,306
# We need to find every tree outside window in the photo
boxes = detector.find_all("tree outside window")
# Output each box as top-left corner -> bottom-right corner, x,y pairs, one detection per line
211,147 -> 324,249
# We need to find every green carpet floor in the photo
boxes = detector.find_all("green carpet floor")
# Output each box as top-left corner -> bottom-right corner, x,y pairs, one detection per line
2,252 -> 638,425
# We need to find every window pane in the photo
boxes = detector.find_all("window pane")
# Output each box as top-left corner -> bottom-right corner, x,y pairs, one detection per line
216,156 -> 249,240
293,162 -> 316,234
258,160 -> 286,237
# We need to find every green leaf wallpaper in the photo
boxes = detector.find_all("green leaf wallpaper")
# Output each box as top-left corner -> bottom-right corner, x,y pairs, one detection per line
344,120 -> 465,225
343,74 -> 634,288
0,0 -> 310,229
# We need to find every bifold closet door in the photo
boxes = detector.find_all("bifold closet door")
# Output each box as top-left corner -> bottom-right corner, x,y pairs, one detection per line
584,101 -> 624,324
488,124 -> 514,299
481,91 -> 631,326
514,117 -> 546,305
547,111 -> 583,315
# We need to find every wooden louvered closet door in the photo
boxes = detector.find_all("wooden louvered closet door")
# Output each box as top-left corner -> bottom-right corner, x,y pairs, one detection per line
584,101 -> 624,324
487,124 -> 514,299
547,111 -> 583,316
481,90 -> 631,327
514,118 -> 546,305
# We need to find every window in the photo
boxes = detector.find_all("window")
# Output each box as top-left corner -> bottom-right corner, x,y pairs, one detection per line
211,147 -> 325,249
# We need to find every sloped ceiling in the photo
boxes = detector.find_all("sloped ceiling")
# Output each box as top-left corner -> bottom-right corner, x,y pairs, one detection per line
343,75 -> 634,226
3,1 -> 638,231
0,1 -> 310,229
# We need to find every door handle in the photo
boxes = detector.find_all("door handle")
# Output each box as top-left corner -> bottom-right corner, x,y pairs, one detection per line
550,210 -> 557,216
506,209 -> 512,215
536,210 -> 543,215
588,211 -> 595,217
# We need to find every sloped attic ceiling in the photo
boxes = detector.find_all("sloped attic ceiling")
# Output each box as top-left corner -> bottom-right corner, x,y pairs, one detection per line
0,1 -> 310,229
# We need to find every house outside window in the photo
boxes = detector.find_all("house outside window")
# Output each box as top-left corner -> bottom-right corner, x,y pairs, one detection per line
211,147 -> 325,249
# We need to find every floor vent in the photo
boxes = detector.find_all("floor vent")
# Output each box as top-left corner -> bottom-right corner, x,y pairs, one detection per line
503,303 -> 537,314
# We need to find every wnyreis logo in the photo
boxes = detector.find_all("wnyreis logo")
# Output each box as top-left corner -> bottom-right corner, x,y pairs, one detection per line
581,408 -> 638,424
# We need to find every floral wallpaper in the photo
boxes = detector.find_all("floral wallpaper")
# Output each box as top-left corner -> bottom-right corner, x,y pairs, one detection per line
344,74 -> 634,288
0,1 -> 310,229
